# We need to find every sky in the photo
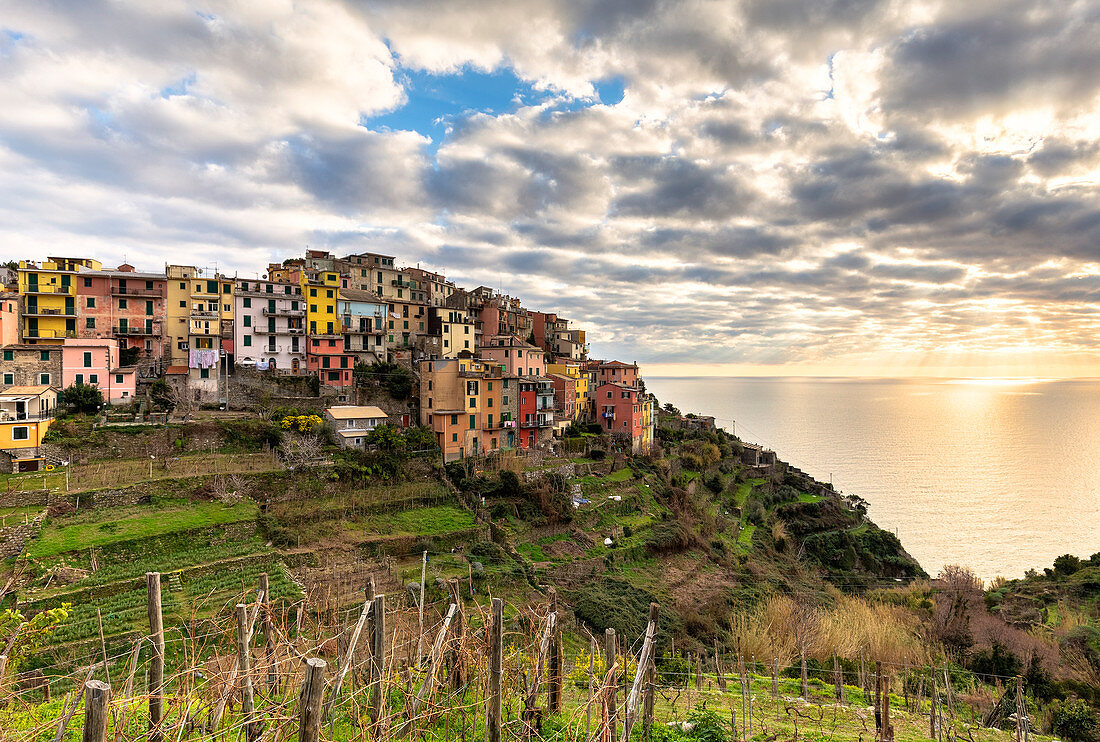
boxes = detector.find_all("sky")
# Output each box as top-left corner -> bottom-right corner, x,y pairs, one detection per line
2,1 -> 1100,377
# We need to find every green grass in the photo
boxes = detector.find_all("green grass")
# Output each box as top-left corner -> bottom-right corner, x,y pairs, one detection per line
733,481 -> 753,506
606,467 -> 633,482
354,505 -> 475,537
0,505 -> 44,523
28,501 -> 258,558
738,524 -> 756,547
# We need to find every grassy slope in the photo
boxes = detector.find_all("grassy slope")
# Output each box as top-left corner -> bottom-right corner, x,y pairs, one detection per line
28,500 -> 257,557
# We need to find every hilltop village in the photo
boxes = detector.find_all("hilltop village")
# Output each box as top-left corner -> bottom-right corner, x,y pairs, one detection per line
0,250 -> 657,470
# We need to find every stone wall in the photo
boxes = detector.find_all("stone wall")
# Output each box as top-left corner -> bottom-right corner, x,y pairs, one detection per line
4,346 -> 62,387
0,489 -> 49,508
0,510 -> 45,559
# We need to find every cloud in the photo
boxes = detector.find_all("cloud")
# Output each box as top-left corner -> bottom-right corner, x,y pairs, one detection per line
3,0 -> 1100,373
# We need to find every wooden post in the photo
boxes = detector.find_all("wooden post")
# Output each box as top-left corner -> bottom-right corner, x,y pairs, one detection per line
834,652 -> 843,703
883,674 -> 893,742
395,603 -> 457,739
298,658 -> 327,742
930,676 -> 938,741
861,649 -> 868,701
715,641 -> 727,691
586,635 -> 596,742
621,603 -> 659,742
448,580 -> 466,690
96,608 -> 111,687
549,590 -> 563,713
260,573 -> 275,693
369,594 -> 386,727
605,628 -> 618,742
801,645 -> 808,701
875,661 -> 883,741
82,680 -> 111,742
487,598 -> 503,742
236,604 -> 257,742
695,655 -> 703,690
417,550 -> 427,664
324,597 -> 371,722
1014,676 -> 1024,742
642,651 -> 656,742
146,572 -> 165,742
773,657 -> 780,722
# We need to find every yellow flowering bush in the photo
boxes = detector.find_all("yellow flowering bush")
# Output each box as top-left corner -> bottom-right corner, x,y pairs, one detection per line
567,646 -> 637,688
280,414 -> 323,433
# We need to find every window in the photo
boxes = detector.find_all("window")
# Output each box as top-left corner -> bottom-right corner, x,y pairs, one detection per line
326,290 -> 333,298
243,298 -> 251,308
40,350 -> 49,361
89,374 -> 98,384
86,318 -> 95,329
86,297 -> 95,308
2,373 -> 12,385
118,298 -> 127,309
243,336 -> 251,347
200,368 -> 210,378
223,284 -> 231,294
243,316 -> 251,327
428,398 -> 433,408
75,373 -> 84,385
207,280 -> 218,294
450,414 -> 458,425
503,396 -> 509,405
180,282 -> 186,289
12,427 -> 29,441
146,280 -> 154,290
487,398 -> 493,408
40,373 -> 50,384
223,304 -> 230,312
322,357 -> 330,368
452,432 -> 458,442
146,300 -> 153,315
179,300 -> 186,308
115,374 -> 124,384
469,398 -> 475,408
310,304 -> 317,313
469,414 -> 476,429
83,351 -> 92,367
83,277 -> 92,287
310,288 -> 317,297
2,350 -> 11,361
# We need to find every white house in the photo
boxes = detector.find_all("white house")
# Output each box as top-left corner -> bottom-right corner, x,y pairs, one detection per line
323,405 -> 389,448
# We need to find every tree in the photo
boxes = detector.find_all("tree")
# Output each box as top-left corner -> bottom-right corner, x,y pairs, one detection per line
119,345 -> 141,366
150,379 -> 175,411
366,424 -> 405,452
61,383 -> 104,415
404,425 -> 437,451
1053,553 -> 1082,576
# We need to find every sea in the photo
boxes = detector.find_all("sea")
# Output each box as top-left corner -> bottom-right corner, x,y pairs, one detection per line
644,376 -> 1100,581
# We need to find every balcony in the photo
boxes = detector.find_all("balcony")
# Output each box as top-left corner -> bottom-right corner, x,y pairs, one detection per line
23,284 -> 73,295
190,309 -> 219,318
391,278 -> 419,289
114,325 -> 157,336
602,411 -> 615,420
111,286 -> 161,297
287,327 -> 305,335
0,410 -> 56,423
23,307 -> 76,317
263,307 -> 305,317
22,329 -> 76,339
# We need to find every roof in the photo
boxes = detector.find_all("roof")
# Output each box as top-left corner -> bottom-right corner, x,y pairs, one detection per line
1,344 -> 60,352
597,382 -> 638,393
111,367 -> 137,374
165,365 -> 188,375
599,360 -> 638,368
339,288 -> 385,303
0,385 -> 52,397
325,405 -> 388,420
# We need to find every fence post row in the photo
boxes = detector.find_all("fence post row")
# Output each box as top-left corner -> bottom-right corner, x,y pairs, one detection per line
605,627 -> 619,742
621,602 -> 659,742
487,597 -> 504,742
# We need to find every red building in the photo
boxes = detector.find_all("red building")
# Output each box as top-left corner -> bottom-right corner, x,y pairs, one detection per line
547,373 -> 578,422
596,382 -> 645,443
517,377 -> 554,448
306,335 -> 353,387
75,265 -> 168,359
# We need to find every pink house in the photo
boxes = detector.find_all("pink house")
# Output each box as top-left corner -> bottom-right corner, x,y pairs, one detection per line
61,338 -> 136,404
596,382 -> 645,447
479,335 -> 545,377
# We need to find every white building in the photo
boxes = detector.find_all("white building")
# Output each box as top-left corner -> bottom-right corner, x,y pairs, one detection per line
234,279 -> 306,375
323,405 -> 390,448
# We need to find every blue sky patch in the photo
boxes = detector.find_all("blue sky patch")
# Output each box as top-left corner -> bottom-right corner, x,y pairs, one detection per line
364,65 -> 622,152
159,72 -> 196,99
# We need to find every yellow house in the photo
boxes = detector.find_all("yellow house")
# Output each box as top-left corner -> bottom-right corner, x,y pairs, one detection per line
546,360 -> 590,420
165,265 -> 235,401
303,269 -> 341,336
0,386 -> 56,471
18,258 -> 102,343
641,394 -> 655,453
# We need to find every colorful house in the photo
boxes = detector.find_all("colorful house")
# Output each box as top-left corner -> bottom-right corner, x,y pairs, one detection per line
61,338 -> 136,404
479,335 -> 546,377
235,278 -> 307,375
419,357 -> 506,461
0,293 -> 20,347
596,382 -> 648,453
546,360 -> 590,421
18,257 -> 102,343
165,265 -> 235,402
517,377 -> 554,449
1,344 -> 62,388
323,405 -> 390,448
75,264 -> 168,360
0,386 -> 57,472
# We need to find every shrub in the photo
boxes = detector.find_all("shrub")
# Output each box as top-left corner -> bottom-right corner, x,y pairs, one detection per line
1051,698 -> 1099,742
61,383 -> 104,415
645,521 -> 694,555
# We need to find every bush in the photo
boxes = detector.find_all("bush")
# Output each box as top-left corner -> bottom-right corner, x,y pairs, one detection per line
61,383 -> 104,415
1051,698 -> 1099,742
645,521 -> 694,555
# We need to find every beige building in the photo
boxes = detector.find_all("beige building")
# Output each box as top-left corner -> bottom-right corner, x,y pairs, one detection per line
165,265 -> 235,402
324,405 -> 390,448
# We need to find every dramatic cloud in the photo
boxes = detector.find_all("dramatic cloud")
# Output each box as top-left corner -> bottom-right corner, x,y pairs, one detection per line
3,0 -> 1100,374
